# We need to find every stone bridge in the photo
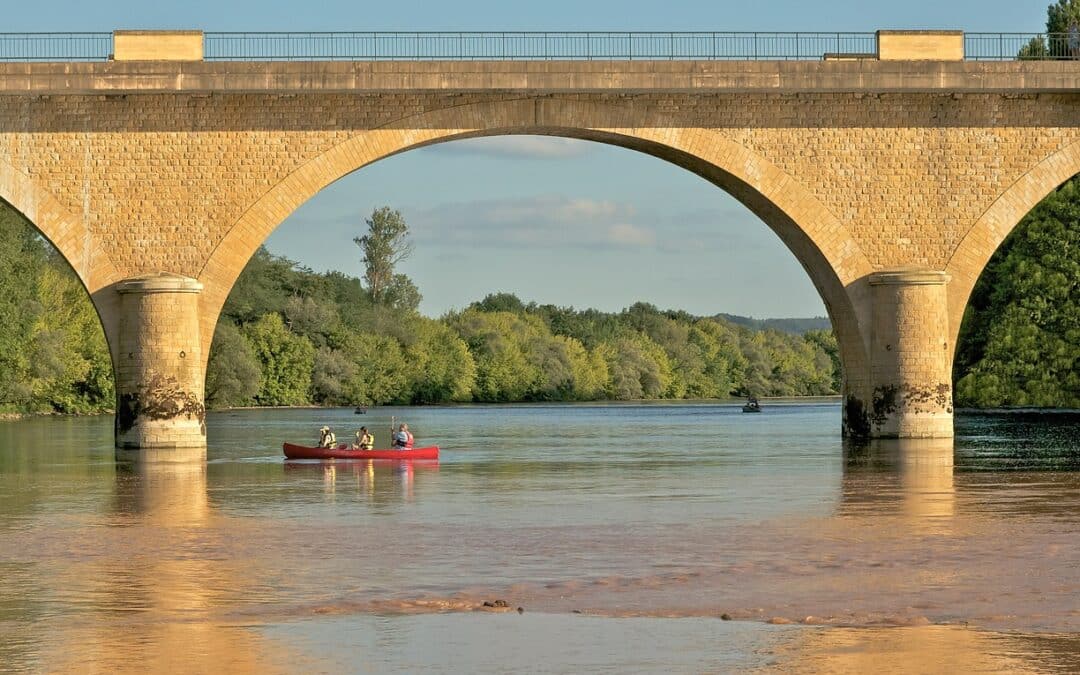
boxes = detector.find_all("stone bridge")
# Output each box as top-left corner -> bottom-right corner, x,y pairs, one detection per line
1,30 -> 1078,458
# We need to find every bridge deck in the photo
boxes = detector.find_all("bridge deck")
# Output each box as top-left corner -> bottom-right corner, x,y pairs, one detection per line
0,60 -> 1078,95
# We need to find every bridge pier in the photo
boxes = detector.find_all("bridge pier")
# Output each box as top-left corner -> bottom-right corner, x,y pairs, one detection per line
864,269 -> 954,439
114,273 -> 207,461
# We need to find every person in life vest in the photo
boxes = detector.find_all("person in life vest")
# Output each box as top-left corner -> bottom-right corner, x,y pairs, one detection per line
391,423 -> 414,450
318,426 -> 337,449
353,426 -> 375,451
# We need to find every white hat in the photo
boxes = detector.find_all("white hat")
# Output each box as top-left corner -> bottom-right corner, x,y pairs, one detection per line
320,426 -> 329,431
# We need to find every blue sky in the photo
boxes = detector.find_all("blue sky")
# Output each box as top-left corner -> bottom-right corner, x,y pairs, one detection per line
7,1 -> 1051,318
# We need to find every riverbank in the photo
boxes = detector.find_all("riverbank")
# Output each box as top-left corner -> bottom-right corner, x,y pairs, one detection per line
0,409 -> 113,422
219,395 -> 843,411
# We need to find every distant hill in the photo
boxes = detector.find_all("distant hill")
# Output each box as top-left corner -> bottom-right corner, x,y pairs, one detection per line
715,314 -> 831,335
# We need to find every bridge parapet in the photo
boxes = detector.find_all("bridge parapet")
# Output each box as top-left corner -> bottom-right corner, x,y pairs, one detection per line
113,30 -> 204,62
0,29 -> 1077,64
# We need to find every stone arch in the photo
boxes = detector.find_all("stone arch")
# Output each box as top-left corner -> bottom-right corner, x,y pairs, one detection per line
946,139 -> 1080,348
199,97 -> 876,409
0,158 -> 125,357
0,156 -> 121,292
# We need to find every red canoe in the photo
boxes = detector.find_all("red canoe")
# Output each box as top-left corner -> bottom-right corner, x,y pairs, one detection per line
283,442 -> 439,461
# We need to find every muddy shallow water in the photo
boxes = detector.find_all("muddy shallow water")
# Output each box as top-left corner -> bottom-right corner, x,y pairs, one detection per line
0,403 -> 1077,672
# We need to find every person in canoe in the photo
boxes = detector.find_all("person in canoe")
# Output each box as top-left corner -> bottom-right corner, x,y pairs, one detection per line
353,426 -> 375,451
318,426 -> 337,448
391,422 -> 414,450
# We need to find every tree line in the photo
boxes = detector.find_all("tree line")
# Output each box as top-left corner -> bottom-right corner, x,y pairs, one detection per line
0,171 -> 1076,414
204,208 -> 842,407
0,207 -> 113,414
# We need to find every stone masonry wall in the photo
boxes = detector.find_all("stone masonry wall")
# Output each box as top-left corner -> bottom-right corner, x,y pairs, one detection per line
0,92 -> 1076,288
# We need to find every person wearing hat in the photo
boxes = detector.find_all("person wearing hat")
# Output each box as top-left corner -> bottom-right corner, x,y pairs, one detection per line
353,426 -> 375,451
318,426 -> 337,449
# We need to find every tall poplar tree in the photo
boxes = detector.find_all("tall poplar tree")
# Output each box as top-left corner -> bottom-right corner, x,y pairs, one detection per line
354,207 -> 416,306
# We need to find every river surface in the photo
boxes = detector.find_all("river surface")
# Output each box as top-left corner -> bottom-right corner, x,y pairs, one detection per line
0,402 -> 1078,673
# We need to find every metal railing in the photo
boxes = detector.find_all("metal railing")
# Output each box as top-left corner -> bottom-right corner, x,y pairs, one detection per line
0,31 -> 1077,63
203,31 -> 878,61
965,32 -> 1080,60
0,32 -> 111,61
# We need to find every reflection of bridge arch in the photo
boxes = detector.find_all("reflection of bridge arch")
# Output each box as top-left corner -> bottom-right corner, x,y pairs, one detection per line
946,139 -> 1080,347
200,97 -> 875,423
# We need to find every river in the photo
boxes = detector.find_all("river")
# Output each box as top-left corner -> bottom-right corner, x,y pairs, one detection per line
0,402 -> 1077,673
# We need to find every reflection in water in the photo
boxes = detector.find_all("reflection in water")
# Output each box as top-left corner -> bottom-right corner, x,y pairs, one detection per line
0,406 -> 1077,672
39,461 -> 293,673
284,459 -> 438,506
765,624 -> 1080,674
842,438 -> 956,530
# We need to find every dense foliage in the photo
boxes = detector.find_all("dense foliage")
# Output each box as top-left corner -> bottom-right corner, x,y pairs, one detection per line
6,169 -> 1076,415
203,261 -> 844,408
0,208 -> 113,414
954,177 -> 1080,407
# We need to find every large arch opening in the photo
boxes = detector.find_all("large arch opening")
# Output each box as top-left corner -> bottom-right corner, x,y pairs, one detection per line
201,110 -> 874,383
199,102 -> 874,432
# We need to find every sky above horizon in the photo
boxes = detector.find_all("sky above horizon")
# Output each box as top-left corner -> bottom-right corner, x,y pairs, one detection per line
6,1 -> 1051,318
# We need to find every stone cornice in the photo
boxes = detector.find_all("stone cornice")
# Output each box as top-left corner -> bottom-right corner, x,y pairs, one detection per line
0,60 -> 1077,95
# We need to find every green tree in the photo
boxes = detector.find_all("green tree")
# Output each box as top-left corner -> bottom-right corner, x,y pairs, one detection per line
402,318 -> 476,403
687,320 -> 744,398
471,292 -> 527,314
28,263 -> 114,413
222,247 -> 305,325
803,328 -> 842,393
448,309 -> 542,401
283,295 -> 343,349
597,334 -> 673,400
954,177 -> 1080,407
354,206 -> 415,304
0,206 -> 44,410
243,313 -> 315,406
205,322 -> 262,408
1020,1 -> 1080,58
382,273 -> 423,312
340,333 -> 408,405
311,347 -> 356,405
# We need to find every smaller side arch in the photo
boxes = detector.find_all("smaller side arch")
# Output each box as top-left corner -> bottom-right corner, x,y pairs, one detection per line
0,156 -> 120,294
0,159 -> 125,375
945,140 -> 1080,348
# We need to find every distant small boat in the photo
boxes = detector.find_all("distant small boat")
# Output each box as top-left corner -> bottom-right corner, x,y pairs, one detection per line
742,397 -> 762,413
354,406 -> 367,414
